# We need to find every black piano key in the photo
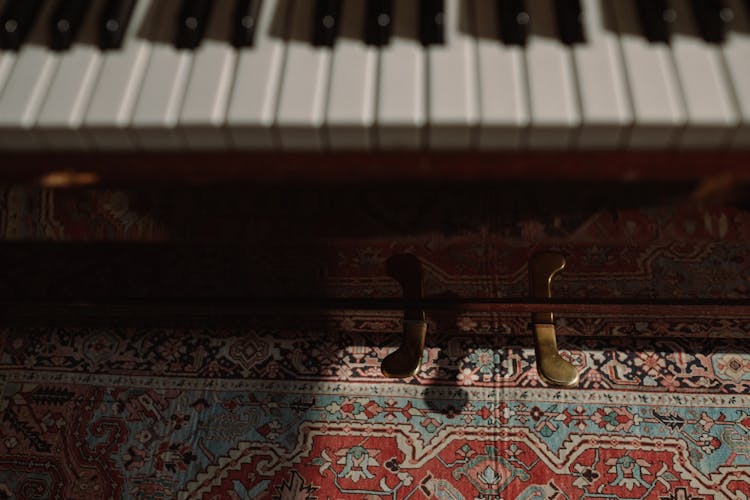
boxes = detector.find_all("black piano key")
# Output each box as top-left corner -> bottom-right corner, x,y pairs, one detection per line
0,0 -> 44,50
497,0 -> 528,46
99,0 -> 137,50
176,0 -> 213,49
691,0 -> 732,43
555,0 -> 585,44
635,0 -> 675,43
233,0 -> 262,47
51,0 -> 92,51
420,0 -> 444,45
313,0 -> 341,47
364,0 -> 392,46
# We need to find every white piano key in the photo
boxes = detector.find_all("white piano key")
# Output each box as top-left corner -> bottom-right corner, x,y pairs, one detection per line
572,0 -> 632,149
0,50 -> 15,100
427,0 -> 478,149
226,0 -> 287,150
376,0 -> 425,149
275,0 -> 331,151
525,0 -> 581,149
670,0 -> 738,149
325,0 -> 377,150
130,0 -> 192,150
721,0 -> 750,148
0,0 -> 16,95
474,0 -> 528,149
179,3 -> 236,150
610,0 -> 685,149
84,0 -> 156,150
0,0 -> 59,150
35,0 -> 106,151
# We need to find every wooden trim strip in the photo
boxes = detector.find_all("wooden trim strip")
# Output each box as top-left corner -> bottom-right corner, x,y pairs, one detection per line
2,150 -> 749,185
2,297 -> 749,323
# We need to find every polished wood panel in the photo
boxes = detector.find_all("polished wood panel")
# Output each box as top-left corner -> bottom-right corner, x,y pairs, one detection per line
1,150 -> 749,185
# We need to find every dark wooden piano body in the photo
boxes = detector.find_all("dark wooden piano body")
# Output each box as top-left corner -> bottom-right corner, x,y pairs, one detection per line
1,151 -> 749,384
3,150 -> 750,184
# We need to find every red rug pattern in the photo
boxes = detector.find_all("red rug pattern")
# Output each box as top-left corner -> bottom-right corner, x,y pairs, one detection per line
0,186 -> 749,498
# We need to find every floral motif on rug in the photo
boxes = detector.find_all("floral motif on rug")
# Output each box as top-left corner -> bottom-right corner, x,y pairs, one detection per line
1,328 -> 749,499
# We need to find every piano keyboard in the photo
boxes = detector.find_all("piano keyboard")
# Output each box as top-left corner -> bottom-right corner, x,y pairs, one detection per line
0,0 -> 749,152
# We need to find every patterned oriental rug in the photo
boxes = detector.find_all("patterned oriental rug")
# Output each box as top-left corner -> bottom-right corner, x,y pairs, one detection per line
0,186 -> 749,499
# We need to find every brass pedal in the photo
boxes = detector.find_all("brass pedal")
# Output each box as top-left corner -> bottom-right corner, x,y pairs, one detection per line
381,254 -> 428,378
529,252 -> 579,388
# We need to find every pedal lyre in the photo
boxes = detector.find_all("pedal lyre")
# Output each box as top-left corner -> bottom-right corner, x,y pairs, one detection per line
529,252 -> 579,388
381,254 -> 428,378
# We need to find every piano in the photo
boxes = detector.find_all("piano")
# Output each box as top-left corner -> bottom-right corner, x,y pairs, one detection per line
0,0 -> 748,157
1,0 -> 749,386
